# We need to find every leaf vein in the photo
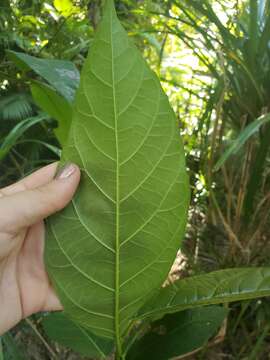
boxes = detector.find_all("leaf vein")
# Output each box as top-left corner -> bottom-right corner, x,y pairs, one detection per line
77,108 -> 115,131
79,124 -> 116,162
71,199 -> 116,253
120,89 -> 161,167
119,174 -> 184,287
117,66 -> 146,117
74,143 -> 116,204
50,223 -> 115,292
120,125 -> 176,204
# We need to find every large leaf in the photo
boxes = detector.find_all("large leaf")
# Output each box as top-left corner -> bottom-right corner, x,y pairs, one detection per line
42,313 -> 114,358
45,0 -> 189,352
31,81 -> 72,145
127,306 -> 228,360
7,50 -> 80,102
138,268 -> 270,321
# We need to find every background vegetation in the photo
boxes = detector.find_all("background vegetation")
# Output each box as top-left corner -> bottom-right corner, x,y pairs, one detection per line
1,0 -> 270,358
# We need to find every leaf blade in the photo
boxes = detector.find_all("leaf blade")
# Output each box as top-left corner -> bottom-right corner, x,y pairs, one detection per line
1,333 -> 27,360
7,50 -> 80,102
214,113 -> 270,171
0,113 -> 48,160
30,81 -> 72,145
127,306 -> 228,360
138,268 -> 270,321
46,0 -> 189,347
42,313 -> 114,358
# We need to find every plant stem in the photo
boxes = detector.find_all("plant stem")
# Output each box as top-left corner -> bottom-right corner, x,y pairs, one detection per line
25,318 -> 57,359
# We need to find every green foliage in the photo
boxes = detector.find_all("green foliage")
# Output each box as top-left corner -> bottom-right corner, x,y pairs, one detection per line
0,333 -> 27,360
30,81 -> 72,145
0,113 -> 49,160
42,313 -> 113,358
165,0 -> 270,224
127,306 -> 228,360
53,0 -> 80,18
6,51 -> 80,102
214,113 -> 270,171
45,0 -> 189,356
139,268 -> 270,321
0,339 -> 3,360
1,0 -> 270,359
42,2 -> 270,359
0,94 -> 34,121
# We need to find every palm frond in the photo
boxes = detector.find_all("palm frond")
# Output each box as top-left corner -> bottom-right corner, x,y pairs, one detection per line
0,93 -> 34,121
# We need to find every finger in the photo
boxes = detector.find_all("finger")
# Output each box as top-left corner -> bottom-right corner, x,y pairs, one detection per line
0,163 -> 80,232
42,289 -> 63,313
20,222 -> 63,317
0,162 -> 59,197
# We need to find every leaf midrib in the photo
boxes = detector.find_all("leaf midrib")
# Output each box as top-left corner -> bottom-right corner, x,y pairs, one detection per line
110,9 -> 122,354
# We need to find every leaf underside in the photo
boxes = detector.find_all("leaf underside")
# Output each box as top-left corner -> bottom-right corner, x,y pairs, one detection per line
42,313 -> 114,358
45,0 -> 189,343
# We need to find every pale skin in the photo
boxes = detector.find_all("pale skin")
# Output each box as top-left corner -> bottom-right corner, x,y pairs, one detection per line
0,162 -> 80,335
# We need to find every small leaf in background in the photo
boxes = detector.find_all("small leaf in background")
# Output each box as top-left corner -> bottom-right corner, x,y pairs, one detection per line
0,93 -> 33,121
17,139 -> 61,158
139,33 -> 162,55
6,51 -> 80,102
53,0 -> 79,17
127,306 -> 228,360
31,81 -> 72,145
139,268 -> 270,321
0,113 -> 49,160
214,113 -> 270,171
42,313 -> 114,359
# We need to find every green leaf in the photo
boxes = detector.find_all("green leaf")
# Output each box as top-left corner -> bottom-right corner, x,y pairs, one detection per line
7,50 -> 80,102
42,313 -> 114,358
17,139 -> 61,157
244,122 -> 270,221
138,268 -> 270,321
248,323 -> 270,360
53,0 -> 78,17
214,113 -> 270,171
31,81 -> 72,145
45,0 -> 189,353
0,113 -> 49,160
258,10 -> 270,54
248,0 -> 259,68
127,306 -> 228,360
0,338 -> 3,360
1,333 -> 27,360
0,93 -> 33,121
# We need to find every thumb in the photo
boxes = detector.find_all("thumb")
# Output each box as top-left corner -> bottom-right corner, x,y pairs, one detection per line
1,163 -> 80,232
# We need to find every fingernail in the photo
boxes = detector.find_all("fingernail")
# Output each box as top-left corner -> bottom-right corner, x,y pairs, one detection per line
56,163 -> 77,180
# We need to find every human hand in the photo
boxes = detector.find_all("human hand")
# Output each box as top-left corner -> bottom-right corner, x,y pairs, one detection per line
0,162 -> 80,335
